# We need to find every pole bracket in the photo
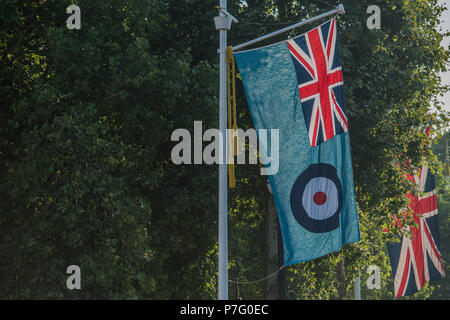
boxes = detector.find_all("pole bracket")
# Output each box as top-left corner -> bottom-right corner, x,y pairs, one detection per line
214,6 -> 238,30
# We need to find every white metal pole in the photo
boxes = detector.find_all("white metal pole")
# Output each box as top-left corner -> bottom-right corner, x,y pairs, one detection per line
354,277 -> 361,300
232,4 -> 344,52
218,0 -> 228,300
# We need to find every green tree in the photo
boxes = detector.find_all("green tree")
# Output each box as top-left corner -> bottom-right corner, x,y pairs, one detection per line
0,0 -> 220,299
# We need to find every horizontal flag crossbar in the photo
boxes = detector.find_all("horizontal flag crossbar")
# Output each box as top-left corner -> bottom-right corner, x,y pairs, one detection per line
232,4 -> 344,52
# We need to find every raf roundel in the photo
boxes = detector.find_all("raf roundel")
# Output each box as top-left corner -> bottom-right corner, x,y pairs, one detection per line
290,163 -> 343,233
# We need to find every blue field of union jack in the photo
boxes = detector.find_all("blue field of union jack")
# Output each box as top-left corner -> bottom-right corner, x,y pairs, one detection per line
287,18 -> 348,147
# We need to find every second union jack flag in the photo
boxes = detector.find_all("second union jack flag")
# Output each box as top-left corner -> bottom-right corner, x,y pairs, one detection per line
387,162 -> 445,298
287,18 -> 347,147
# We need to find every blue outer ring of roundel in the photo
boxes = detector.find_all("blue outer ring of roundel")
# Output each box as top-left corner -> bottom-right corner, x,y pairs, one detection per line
290,163 -> 343,233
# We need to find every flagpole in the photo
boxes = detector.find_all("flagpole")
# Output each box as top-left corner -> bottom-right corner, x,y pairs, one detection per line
215,0 -> 230,300
232,4 -> 345,52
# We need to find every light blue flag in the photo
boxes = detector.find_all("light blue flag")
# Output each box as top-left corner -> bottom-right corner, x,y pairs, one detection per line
234,19 -> 360,265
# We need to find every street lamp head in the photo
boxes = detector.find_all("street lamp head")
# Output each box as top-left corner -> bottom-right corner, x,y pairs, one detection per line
214,15 -> 232,30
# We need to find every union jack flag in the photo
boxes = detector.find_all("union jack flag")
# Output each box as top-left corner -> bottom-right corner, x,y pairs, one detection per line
387,162 -> 445,298
287,18 -> 348,147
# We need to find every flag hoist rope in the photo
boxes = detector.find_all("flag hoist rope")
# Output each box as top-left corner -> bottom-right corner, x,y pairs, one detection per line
228,265 -> 285,285
226,46 -> 238,188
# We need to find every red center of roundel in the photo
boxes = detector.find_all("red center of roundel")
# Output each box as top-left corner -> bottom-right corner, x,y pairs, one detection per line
313,192 -> 327,206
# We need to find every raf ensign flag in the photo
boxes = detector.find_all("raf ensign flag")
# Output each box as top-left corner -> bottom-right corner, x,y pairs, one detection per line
234,18 -> 360,265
